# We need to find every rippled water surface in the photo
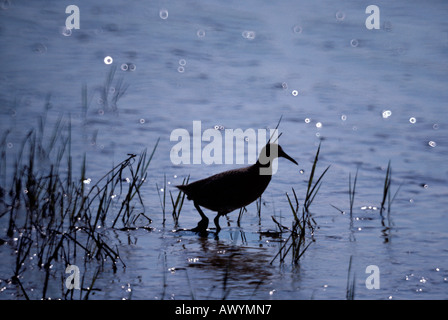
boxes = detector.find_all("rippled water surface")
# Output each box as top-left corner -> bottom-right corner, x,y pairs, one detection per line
1,0 -> 448,300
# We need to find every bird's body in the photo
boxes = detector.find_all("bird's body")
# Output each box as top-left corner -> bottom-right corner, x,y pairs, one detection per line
176,143 -> 298,233
177,163 -> 272,214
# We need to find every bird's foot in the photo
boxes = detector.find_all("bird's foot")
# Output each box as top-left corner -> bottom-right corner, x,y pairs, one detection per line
190,218 -> 209,233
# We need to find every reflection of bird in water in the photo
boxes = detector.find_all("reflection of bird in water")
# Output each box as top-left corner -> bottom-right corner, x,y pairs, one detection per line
176,143 -> 298,233
186,236 -> 272,298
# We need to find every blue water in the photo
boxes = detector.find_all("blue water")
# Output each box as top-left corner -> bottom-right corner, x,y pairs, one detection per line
1,0 -> 447,299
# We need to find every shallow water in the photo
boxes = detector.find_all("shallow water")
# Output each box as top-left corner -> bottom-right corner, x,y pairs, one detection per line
1,0 -> 448,300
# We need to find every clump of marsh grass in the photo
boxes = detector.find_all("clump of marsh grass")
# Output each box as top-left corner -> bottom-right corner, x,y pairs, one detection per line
331,162 -> 401,242
157,175 -> 189,227
271,143 -> 330,264
0,92 -> 157,299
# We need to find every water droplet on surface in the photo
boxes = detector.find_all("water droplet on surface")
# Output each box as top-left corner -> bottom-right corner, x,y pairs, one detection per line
382,110 -> 392,119
432,124 -> 439,130
350,39 -> 359,47
242,30 -> 256,40
139,118 -> 145,124
177,66 -> 185,73
159,9 -> 169,20
341,114 -> 347,121
121,63 -> 129,71
428,141 -> 437,148
335,11 -> 346,21
197,29 -> 206,38
304,118 -> 311,124
316,122 -> 322,128
269,289 -> 276,295
178,59 -> 186,66
128,63 -> 136,71
292,25 -> 302,34
291,90 -> 299,96
7,142 -> 13,148
409,117 -> 416,124
60,26 -> 72,37
281,82 -> 288,89
299,169 -> 305,174
104,56 -> 113,65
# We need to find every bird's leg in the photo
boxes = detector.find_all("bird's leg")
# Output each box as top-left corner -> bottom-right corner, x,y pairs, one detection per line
214,213 -> 223,233
190,202 -> 209,232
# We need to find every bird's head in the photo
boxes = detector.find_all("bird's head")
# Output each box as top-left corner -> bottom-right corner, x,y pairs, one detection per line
257,143 -> 298,175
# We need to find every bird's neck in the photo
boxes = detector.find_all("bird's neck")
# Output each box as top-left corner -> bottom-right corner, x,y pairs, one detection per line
253,159 -> 274,177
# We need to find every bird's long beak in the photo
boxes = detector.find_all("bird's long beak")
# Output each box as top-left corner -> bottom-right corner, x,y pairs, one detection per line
279,149 -> 298,165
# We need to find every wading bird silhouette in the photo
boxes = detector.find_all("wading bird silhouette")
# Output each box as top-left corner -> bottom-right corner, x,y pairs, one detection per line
176,142 -> 298,234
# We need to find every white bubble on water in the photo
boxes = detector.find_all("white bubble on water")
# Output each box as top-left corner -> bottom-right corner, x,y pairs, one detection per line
316,122 -> 322,128
341,114 -> 347,121
291,90 -> 299,96
292,25 -> 302,34
177,66 -> 185,73
121,63 -> 129,71
159,9 -> 168,20
178,59 -> 186,66
428,141 -> 437,148
242,30 -> 256,40
104,56 -> 113,65
304,118 -> 311,123
433,123 -> 439,130
140,118 -> 145,124
197,29 -> 206,38
128,63 -> 136,71
382,110 -> 392,118
409,117 -> 416,124
60,26 -> 72,37
350,39 -> 359,47
335,11 -> 346,21
281,82 -> 288,90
